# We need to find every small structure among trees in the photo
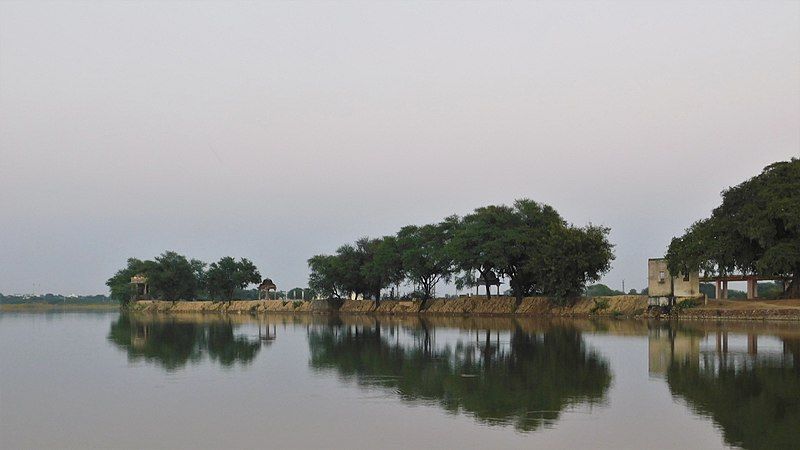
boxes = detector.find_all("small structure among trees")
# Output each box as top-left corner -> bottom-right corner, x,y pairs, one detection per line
130,274 -> 150,301
666,159 -> 799,298
258,278 -> 277,300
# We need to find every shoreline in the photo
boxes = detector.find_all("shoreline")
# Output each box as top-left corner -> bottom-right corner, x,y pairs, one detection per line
0,303 -> 120,312
126,296 -> 800,322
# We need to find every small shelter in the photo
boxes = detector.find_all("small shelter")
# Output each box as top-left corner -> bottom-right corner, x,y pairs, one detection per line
130,274 -> 150,300
258,278 -> 277,300
475,271 -> 503,296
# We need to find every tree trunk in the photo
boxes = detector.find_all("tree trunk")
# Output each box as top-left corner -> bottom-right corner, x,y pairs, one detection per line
784,276 -> 800,299
515,291 -> 523,309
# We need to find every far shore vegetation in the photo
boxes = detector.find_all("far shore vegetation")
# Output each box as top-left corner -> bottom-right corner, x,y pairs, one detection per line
309,198 -> 614,307
100,159 -> 798,307
0,293 -> 118,308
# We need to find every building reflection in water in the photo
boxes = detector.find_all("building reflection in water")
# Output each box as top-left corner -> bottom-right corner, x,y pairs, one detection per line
648,323 -> 799,450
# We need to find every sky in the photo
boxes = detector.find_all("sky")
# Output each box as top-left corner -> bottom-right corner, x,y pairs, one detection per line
1,1 -> 798,296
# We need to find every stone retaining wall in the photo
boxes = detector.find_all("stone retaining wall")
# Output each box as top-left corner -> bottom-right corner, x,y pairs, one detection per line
130,295 -> 648,317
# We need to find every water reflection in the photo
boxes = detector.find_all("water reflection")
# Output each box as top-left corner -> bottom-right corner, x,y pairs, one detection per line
108,313 -> 265,370
648,323 -> 800,450
307,318 -> 611,432
103,312 -> 800,446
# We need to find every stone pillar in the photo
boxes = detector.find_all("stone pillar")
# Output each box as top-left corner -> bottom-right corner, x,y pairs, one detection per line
722,281 -> 728,300
715,281 -> 721,299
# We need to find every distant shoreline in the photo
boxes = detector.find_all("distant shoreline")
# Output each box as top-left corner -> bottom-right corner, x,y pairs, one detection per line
0,303 -> 120,312
126,296 -> 800,322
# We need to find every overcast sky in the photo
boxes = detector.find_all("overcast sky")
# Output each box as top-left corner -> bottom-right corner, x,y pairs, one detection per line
1,1 -> 798,295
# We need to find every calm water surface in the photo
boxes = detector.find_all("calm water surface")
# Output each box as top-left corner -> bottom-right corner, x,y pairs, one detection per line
1,311 -> 798,449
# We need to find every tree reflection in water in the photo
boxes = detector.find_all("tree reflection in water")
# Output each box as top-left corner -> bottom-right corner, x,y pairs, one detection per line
308,320 -> 611,432
108,313 -> 263,370
661,326 -> 800,450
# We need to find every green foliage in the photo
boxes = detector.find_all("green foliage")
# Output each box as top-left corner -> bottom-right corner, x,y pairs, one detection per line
675,298 -> 700,310
447,206 -> 514,299
106,257 -> 159,305
397,222 -> 454,300
758,282 -> 784,300
107,252 -> 260,303
149,251 -> 206,301
308,198 -> 613,305
309,237 -> 402,303
667,159 -> 800,297
449,200 -> 614,303
590,298 -> 610,314
205,257 -> 261,301
308,254 -> 348,299
585,284 -> 624,297
358,236 -> 404,303
0,293 -> 115,305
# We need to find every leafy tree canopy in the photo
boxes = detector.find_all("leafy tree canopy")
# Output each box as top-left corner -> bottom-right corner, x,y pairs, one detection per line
397,222 -> 455,301
205,257 -> 261,301
666,159 -> 800,297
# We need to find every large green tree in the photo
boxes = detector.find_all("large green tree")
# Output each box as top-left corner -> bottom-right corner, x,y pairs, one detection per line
308,254 -> 349,299
397,223 -> 455,302
666,159 -> 800,298
358,236 -> 404,305
204,257 -> 261,300
148,251 -> 206,301
308,237 -> 402,304
447,207 -> 515,299
448,199 -> 613,304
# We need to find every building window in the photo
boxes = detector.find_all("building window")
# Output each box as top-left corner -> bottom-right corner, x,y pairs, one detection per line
658,271 -> 666,283
683,272 -> 690,282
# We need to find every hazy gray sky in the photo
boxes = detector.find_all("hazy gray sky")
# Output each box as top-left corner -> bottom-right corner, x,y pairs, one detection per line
1,1 -> 798,295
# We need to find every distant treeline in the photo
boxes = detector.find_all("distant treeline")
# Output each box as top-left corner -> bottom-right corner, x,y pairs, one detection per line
0,293 -> 115,305
308,198 -> 614,306
106,252 -> 316,305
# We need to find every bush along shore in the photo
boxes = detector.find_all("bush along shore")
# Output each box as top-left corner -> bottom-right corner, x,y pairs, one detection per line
126,295 -> 800,321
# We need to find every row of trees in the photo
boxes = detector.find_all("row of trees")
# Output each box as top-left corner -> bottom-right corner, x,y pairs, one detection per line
308,199 -> 614,306
106,251 -> 261,305
666,159 -> 799,298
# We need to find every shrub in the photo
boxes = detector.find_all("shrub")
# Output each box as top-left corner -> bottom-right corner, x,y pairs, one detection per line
675,298 -> 700,311
590,298 -> 610,314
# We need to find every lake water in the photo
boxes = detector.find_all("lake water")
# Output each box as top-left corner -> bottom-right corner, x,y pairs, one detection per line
1,311 -> 798,449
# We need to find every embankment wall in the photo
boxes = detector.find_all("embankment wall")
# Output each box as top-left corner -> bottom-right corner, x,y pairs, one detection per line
129,295 -> 648,317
